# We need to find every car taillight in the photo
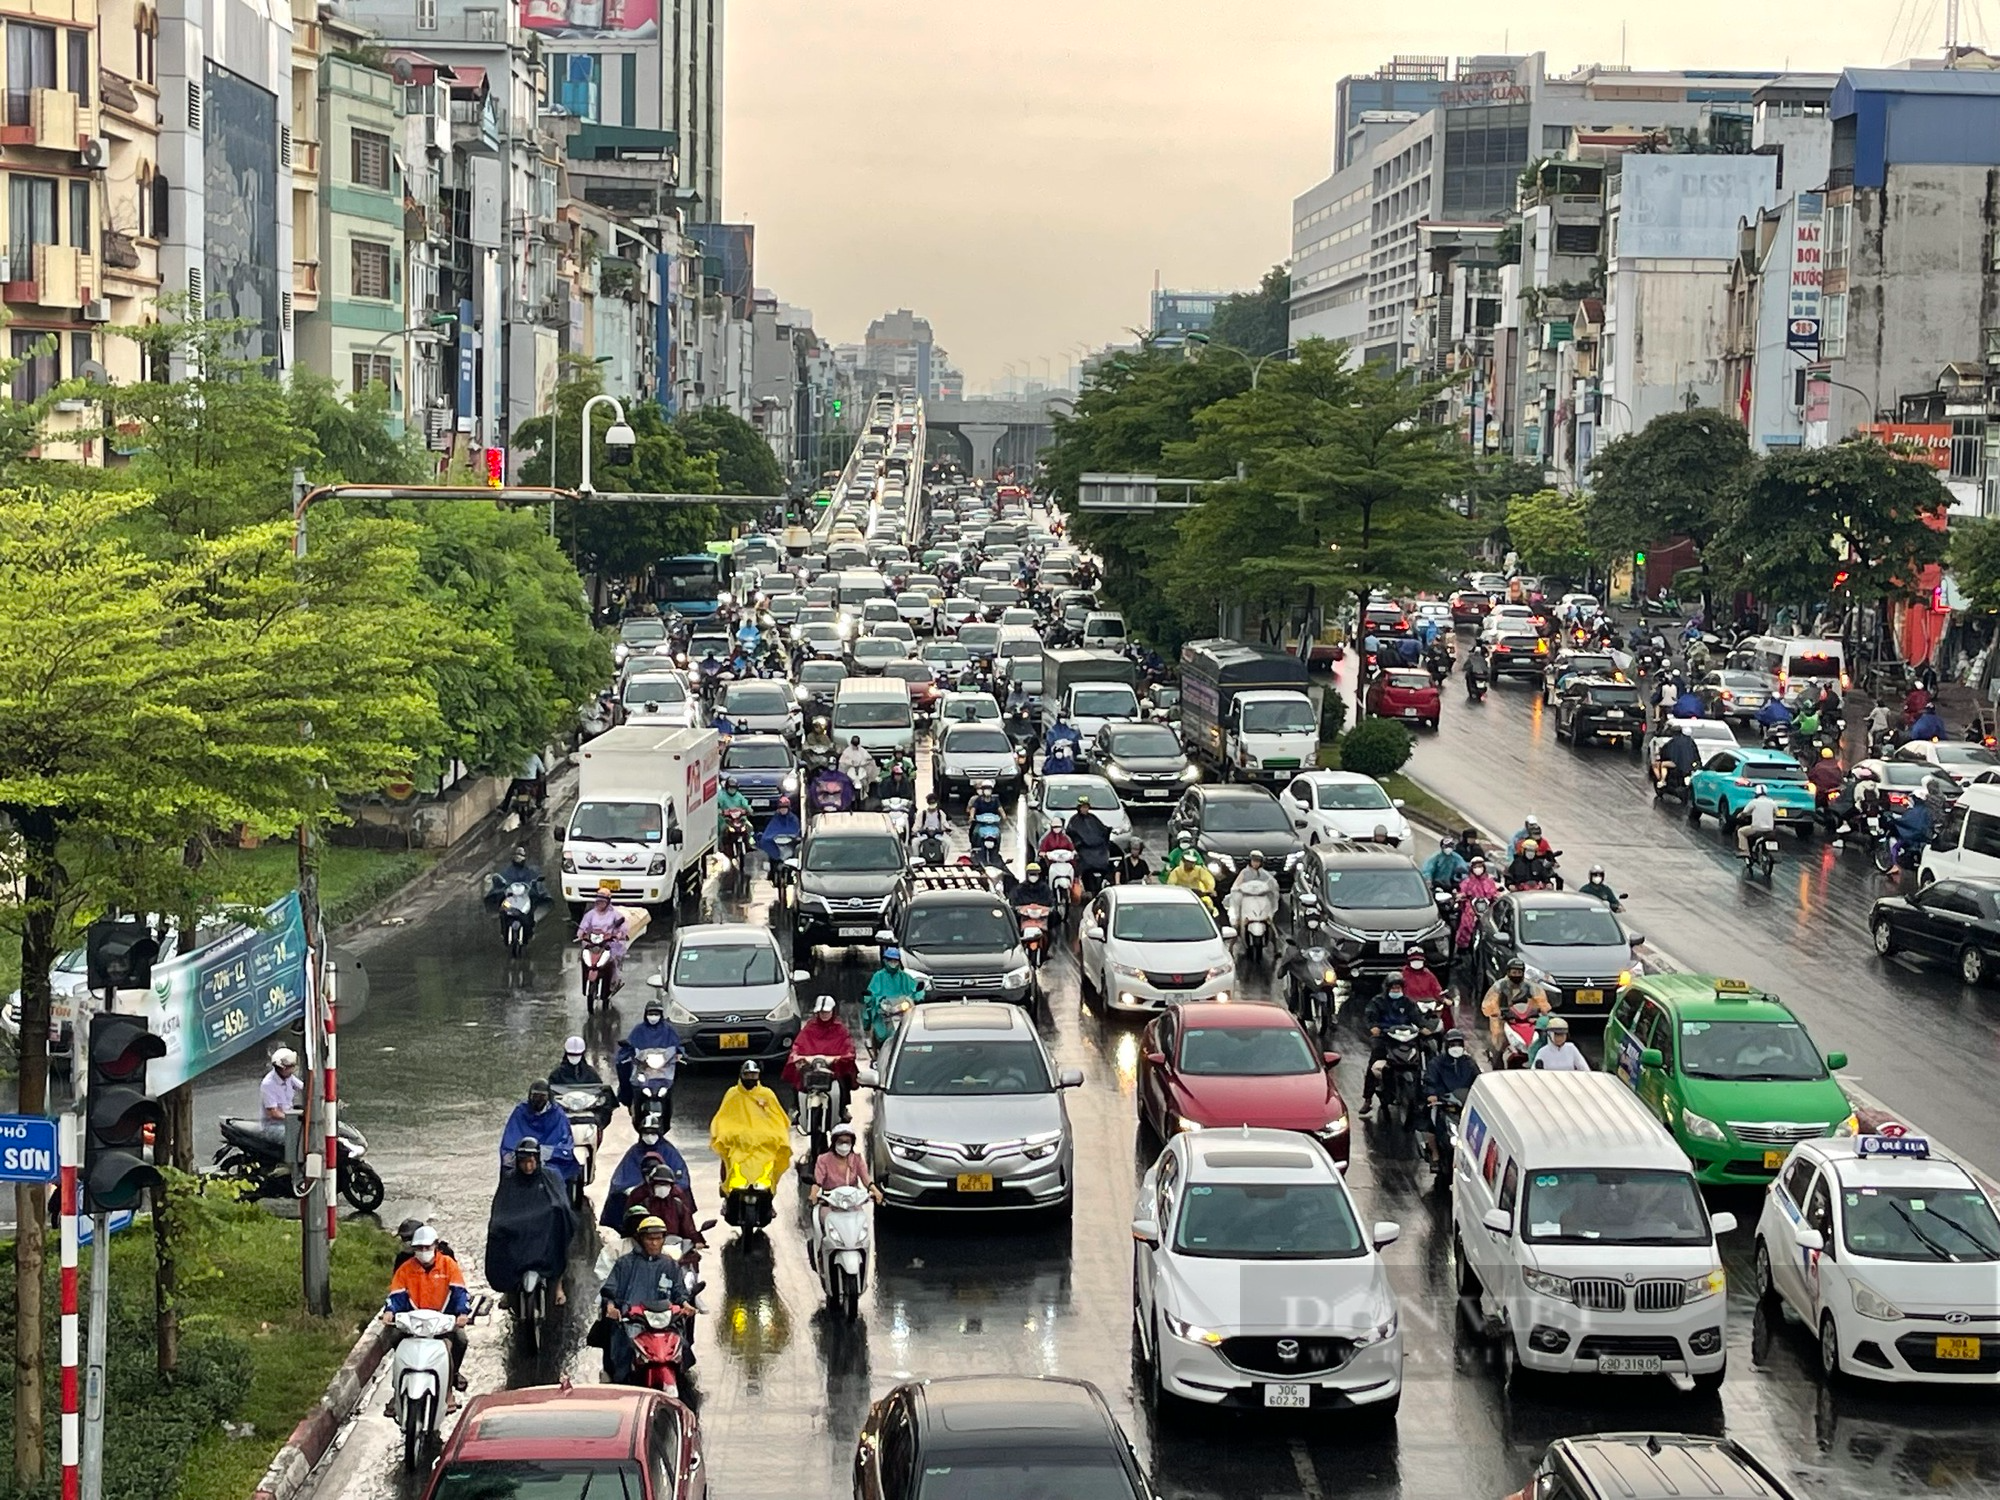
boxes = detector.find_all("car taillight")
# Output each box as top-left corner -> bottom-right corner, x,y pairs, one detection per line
1494,644 -> 1510,654
1720,690 -> 1733,701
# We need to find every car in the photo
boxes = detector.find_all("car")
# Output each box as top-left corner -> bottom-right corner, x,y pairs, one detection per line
958,622 -> 1002,662
1694,669 -> 1778,724
1078,884 -> 1236,1013
1027,773 -> 1132,851
794,659 -> 849,721
1753,1134 -> 2000,1386
1554,676 -> 1645,749
1361,602 -> 1413,641
1688,747 -> 1817,834
1555,592 -> 1601,619
1893,739 -> 2000,786
1364,668 -> 1441,729
1851,755 -> 1931,812
1468,570 -> 1508,595
935,689 -> 1000,727
859,1003 -> 1081,1214
1472,891 -> 1635,1026
1278,770 -> 1411,848
1641,716 -> 1737,769
1449,589 -> 1494,628
1603,973 -> 1856,1186
764,594 -> 802,627
719,735 -> 799,816
1411,599 -> 1454,632
622,670 -> 700,729
1507,1433 -> 1807,1500
1869,874 -> 2000,983
932,720 -> 1027,801
1485,630 -> 1549,680
1086,719 -> 1196,805
938,595 -> 983,630
1541,649 -> 1622,705
893,590 -> 937,633
877,659 -> 939,716
1132,1128 -> 1401,1413
648,922 -> 806,1065
1166,784 -> 1306,892
896,883 -> 1035,1006
849,637 -> 911,673
1137,1002 -> 1349,1165
421,1384 -> 704,1500
797,621 -> 847,659
793,812 -> 910,958
1287,843 -> 1449,982
1479,604 -> 1537,643
919,639 -> 972,677
720,679 -> 798,738
852,1376 -> 1149,1500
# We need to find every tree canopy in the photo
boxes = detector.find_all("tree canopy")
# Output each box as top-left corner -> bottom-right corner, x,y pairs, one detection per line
676,404 -> 786,496
1204,265 -> 1291,357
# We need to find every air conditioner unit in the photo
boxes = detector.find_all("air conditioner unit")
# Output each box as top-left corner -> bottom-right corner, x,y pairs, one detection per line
81,298 -> 110,322
0,253 -> 11,284
79,136 -> 109,170
1984,327 -> 2000,367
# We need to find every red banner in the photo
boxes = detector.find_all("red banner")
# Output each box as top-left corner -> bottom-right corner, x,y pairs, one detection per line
1861,422 -> 1951,470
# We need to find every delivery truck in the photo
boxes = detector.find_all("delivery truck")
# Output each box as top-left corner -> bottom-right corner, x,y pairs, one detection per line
1041,648 -> 1142,738
563,725 -> 720,916
1179,639 -> 1318,784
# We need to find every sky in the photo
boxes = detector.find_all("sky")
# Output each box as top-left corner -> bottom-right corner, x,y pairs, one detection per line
722,0 -> 1952,392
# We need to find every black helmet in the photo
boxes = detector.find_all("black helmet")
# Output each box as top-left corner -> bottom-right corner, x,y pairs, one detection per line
739,1060 -> 762,1085
527,1077 -> 551,1105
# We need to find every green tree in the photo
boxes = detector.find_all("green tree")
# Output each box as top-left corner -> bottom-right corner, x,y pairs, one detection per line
1585,408 -> 1751,606
676,404 -> 786,496
1715,440 -> 1949,610
291,370 -> 432,487
1205,265 -> 1291,357
1505,488 -> 1593,578
1950,515 -> 2000,613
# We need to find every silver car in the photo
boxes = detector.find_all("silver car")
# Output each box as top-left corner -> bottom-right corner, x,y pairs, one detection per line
649,923 -> 809,1065
1472,891 -> 1635,1028
860,1003 -> 1082,1214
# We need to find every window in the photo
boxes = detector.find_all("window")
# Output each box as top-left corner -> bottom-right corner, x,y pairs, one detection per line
1780,1156 -> 1816,1209
134,6 -> 156,85
67,178 -> 88,254
1963,810 -> 2000,861
1820,294 -> 1847,361
350,352 -> 391,393
1542,124 -> 1569,151
350,129 -> 390,190
65,28 -> 87,105
7,173 -> 57,269
9,328 -> 55,402
1553,223 -> 1600,256
350,238 -> 390,299
1952,416 -> 1984,482
416,0 -> 436,28
1804,1175 -> 1833,1239
1498,1161 -> 1519,1214
7,22 -> 56,126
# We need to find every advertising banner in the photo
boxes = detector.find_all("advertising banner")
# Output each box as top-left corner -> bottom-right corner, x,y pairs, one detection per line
1787,193 -> 1824,353
521,0 -> 657,39
143,893 -> 309,1093
1862,423 -> 1952,470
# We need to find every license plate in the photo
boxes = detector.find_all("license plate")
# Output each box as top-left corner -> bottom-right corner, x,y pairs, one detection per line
1145,787 -> 1170,798
1596,1355 -> 1663,1375
1763,1149 -> 1786,1170
1574,988 -> 1604,1005
1936,1335 -> 1982,1360
1263,1383 -> 1310,1409
718,1032 -> 750,1049
839,926 -> 874,938
1380,938 -> 1405,955
1402,709 -> 1418,718
955,1173 -> 993,1193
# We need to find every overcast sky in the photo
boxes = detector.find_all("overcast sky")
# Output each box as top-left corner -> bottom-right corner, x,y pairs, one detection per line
722,0 -> 1938,391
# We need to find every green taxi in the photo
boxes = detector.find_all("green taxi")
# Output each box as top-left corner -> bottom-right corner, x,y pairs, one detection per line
1603,973 -> 1857,1185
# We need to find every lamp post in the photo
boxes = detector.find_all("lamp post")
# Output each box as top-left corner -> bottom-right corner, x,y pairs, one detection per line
364,312 -> 457,425
1184,332 -> 1296,388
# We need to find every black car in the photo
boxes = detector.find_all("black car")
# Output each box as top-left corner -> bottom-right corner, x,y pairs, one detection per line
1287,844 -> 1449,981
897,880 -> 1034,1006
854,1376 -> 1150,1500
1541,649 -> 1620,705
1087,719 -> 1193,805
1167,784 -> 1305,893
1554,676 -> 1645,749
1870,875 -> 2000,985
1486,631 -> 1548,681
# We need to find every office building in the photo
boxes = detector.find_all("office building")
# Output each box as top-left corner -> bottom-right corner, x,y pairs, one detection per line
1148,287 -> 1225,346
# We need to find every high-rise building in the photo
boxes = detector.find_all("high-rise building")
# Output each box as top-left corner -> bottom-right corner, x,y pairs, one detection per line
864,307 -> 933,397
1332,55 -> 1451,169
1148,288 -> 1225,346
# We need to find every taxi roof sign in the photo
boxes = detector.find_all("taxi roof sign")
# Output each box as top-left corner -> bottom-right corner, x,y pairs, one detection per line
1856,1134 -> 1931,1159
1713,978 -> 1756,998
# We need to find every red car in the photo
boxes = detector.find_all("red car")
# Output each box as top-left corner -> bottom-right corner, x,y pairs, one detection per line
1365,668 -> 1442,730
1449,589 -> 1492,628
881,659 -> 940,713
422,1385 -> 705,1500
1138,1001 -> 1349,1167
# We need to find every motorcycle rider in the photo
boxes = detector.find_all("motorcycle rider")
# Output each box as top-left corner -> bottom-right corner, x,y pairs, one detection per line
392,1216 -> 458,1272
1422,835 -> 1468,892
808,1123 -> 884,1224
1808,747 -> 1844,821
1463,642 -> 1489,698
970,830 -> 1013,894
755,795 -> 804,876
615,999 -> 685,1107
598,1216 -> 694,1383
1165,847 -> 1217,903
488,845 -> 548,940
1654,722 -> 1700,793
1036,819 -> 1076,861
1530,1016 -> 1590,1071
862,947 -> 922,1045
880,757 -> 917,805
1400,951 -> 1450,1025
483,1136 -> 575,1313
1754,694 -> 1795,744
1421,1028 -> 1480,1171
838,735 -> 878,802
575,884 -> 631,994
1482,958 -> 1551,1052
1909,702 -> 1948,743
1066,795 -> 1116,891
1737,783 -> 1780,860
1042,715 -> 1083,757
1672,683 -> 1705,720
1453,857 -> 1501,948
380,1225 -> 470,1405
807,761 -> 857,814
1576,864 -> 1622,912
715,776 -> 753,836
600,1132 -> 694,1231
1889,795 -> 1935,869
259,1046 -> 303,1141
708,1060 -> 793,1198
1508,814 -> 1545,859
1041,737 -> 1079,777
801,716 -> 837,770
499,1079 -> 580,1186
915,795 -> 948,842
630,1158 -> 705,1253
1114,839 -> 1151,886
1359,976 -> 1423,1119
549,1034 -> 615,1129
1506,837 -> 1559,890
968,780 -> 1005,828
783,993 -> 859,1100
1223,851 -> 1281,940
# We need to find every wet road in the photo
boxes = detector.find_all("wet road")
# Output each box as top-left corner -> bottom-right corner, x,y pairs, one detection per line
285,756 -> 2000,1500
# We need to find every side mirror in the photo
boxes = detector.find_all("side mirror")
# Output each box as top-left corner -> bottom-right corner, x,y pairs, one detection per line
854,1067 -> 881,1090
1220,926 -> 1238,941
1826,1051 -> 1848,1070
875,929 -> 896,944
1628,932 -> 1646,946
645,974 -> 665,989
1640,1047 -> 1664,1069
1294,818 -> 1308,831
1481,1207 -> 1513,1237
1794,1225 -> 1824,1252
1322,1051 -> 1342,1067
1710,1210 -> 1738,1236
1371,1221 -> 1401,1250
1131,1216 -> 1160,1247
791,969 -> 813,983
1145,1052 -> 1168,1067
1082,923 -> 1104,941
1058,1067 -> 1084,1089
667,827 -> 684,846
1392,798 -> 1406,809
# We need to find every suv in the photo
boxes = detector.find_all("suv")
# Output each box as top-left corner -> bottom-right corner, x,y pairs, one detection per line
1541,649 -> 1620,705
1553,676 -> 1644,748
793,812 -> 909,958
859,1003 -> 1082,1214
1288,844 -> 1449,982
931,721 -> 1026,801
1470,891 -> 1635,1027
1167,784 -> 1305,894
1507,1434 -> 1805,1500
896,877 -> 1035,1006
1486,630 -> 1548,681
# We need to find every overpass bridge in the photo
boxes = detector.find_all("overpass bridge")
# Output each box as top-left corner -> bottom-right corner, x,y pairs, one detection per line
925,392 -> 1071,477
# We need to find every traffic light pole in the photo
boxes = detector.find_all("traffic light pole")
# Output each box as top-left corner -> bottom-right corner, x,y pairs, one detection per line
77,1208 -> 106,1500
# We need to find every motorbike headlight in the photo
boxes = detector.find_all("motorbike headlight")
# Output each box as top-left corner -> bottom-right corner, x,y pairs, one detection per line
666,999 -> 699,1025
1521,1268 -> 1574,1303
1680,1109 -> 1727,1144
1004,965 -> 1033,987
1683,1269 -> 1726,1303
1321,966 -> 1340,985
1852,1279 -> 1904,1321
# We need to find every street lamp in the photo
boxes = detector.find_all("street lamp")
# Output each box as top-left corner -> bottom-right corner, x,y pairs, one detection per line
1184,333 -> 1296,389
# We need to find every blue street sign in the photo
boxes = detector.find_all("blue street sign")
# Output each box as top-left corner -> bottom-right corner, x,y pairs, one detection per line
0,1115 -> 59,1184
77,1211 -> 134,1245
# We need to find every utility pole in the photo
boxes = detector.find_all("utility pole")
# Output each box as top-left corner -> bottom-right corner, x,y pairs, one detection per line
291,465 -> 331,1317
78,1205 -> 106,1500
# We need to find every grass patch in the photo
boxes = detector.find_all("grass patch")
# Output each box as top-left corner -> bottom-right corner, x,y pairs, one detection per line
1315,743 -> 1475,834
213,843 -> 440,928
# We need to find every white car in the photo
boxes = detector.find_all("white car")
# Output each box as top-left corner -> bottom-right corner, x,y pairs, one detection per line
1479,605 -> 1537,643
1133,1128 -> 1403,1413
1754,1135 -> 2000,1385
1411,600 -> 1453,631
622,670 -> 699,728
1557,592 -> 1601,618
1892,740 -> 2000,786
1643,716 -> 1737,768
1028,774 -> 1131,851
935,690 -> 1001,727
721,679 -> 800,738
1277,770 -> 1412,848
1078,884 -> 1233,1013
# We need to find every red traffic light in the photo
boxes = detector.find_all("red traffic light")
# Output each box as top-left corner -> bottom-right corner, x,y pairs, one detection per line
89,1013 -> 165,1082
484,447 -> 504,487
1833,570 -> 1850,588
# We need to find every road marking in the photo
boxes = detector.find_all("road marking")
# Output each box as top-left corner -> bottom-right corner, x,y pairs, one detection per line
1289,1440 -> 1324,1500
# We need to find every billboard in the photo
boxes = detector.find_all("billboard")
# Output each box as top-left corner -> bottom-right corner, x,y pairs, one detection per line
521,0 -> 656,37
1618,156 -> 1779,261
1787,193 -> 1824,353
1862,423 -> 1952,470
143,893 -> 309,1093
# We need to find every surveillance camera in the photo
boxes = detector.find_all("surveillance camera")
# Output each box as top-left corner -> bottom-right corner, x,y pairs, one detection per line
605,420 -> 636,465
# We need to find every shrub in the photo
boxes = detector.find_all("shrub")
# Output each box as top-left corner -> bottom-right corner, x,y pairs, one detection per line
1338,716 -> 1414,779
1318,685 -> 1348,741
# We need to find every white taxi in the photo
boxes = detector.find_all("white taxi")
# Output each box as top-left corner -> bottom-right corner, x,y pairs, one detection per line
1753,1133 -> 2000,1385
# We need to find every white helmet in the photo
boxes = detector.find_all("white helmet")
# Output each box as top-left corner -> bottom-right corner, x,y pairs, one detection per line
270,1047 -> 298,1070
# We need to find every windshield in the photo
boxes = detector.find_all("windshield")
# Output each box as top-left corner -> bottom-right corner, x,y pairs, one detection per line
618,620 -> 666,644
1585,685 -> 1642,705
1676,1019 -> 1827,1081
834,700 -> 913,729
1747,761 -> 1808,783
942,697 -> 1000,722
1008,660 -> 1045,687
430,1460 -> 646,1500
799,663 -> 846,686
1204,798 -> 1291,834
883,662 -> 932,684
1933,744 -> 2000,768
946,728 -> 1013,755
924,644 -> 970,666
1042,778 -> 1117,812
1107,726 -> 1180,759
724,742 -> 790,770
673,941 -> 782,987
569,801 -> 664,844
803,835 -> 904,873
905,903 -> 1015,951
889,1039 -> 1051,1095
727,685 -> 790,712
1179,1025 -> 1318,1077
1382,672 -> 1432,692
1110,901 -> 1216,943
1518,906 -> 1625,947
660,569 -> 724,603
959,627 -> 1000,650
1072,686 -> 1139,717
1173,1182 -> 1364,1260
1562,657 -> 1615,676
1842,1184 -> 2000,1262
1522,1169 -> 1711,1245
1317,782 -> 1390,812
623,676 -> 686,706
1322,866 -> 1430,911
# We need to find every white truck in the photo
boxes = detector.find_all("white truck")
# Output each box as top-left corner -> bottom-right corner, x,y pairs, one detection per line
1179,639 -> 1319,785
563,725 -> 720,915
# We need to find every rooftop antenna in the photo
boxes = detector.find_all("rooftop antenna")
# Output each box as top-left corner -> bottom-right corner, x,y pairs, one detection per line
1621,21 -> 1627,67
1948,0 -> 1962,63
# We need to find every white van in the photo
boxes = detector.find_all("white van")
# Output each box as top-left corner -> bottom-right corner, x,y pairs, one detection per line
1451,1070 -> 1735,1389
1918,783 -> 2000,884
1742,635 -> 1848,696
831,676 -> 916,762
565,726 -> 720,914
995,624 -> 1043,673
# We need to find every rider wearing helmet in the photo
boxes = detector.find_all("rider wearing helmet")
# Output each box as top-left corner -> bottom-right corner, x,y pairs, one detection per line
1509,814 -> 1544,859
1738,782 -> 1780,858
1576,864 -> 1622,912
784,993 -> 858,1093
1011,860 -> 1056,923
715,774 -> 752,835
755,794 -> 803,870
862,946 -> 922,1043
1421,1027 -> 1481,1170
808,1123 -> 883,1215
1422,834 -> 1468,892
1223,849 -> 1281,934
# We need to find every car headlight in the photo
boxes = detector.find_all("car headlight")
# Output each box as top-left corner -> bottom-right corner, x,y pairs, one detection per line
647,855 -> 670,876
764,997 -> 798,1022
1834,1114 -> 1859,1138
887,1133 -> 929,1161
1316,1117 -> 1349,1138
1112,963 -> 1145,981
1680,1109 -> 1727,1144
666,999 -> 699,1025
1521,1268 -> 1574,1303
782,774 -> 799,792
1852,1279 -> 1903,1321
1004,965 -> 1033,987
1180,764 -> 1201,781
1021,1130 -> 1062,1160
1203,962 -> 1234,981
1162,1311 -> 1224,1347
1104,763 -> 1131,781
1683,1268 -> 1726,1302
1354,1311 -> 1398,1346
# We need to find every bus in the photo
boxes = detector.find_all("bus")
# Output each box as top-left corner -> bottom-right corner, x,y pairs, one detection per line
655,553 -> 732,616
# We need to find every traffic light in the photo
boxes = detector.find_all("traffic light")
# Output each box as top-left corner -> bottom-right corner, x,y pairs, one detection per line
831,398 -> 842,419
1834,569 -> 1851,589
83,1014 -> 164,1213
1633,549 -> 1646,568
484,447 -> 504,487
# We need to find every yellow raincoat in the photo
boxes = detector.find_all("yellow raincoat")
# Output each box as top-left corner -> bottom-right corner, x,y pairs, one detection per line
1166,859 -> 1216,900
708,1083 -> 793,1191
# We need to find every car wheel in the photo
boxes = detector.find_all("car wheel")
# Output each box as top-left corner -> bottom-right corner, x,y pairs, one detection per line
1687,799 -> 1703,827
1498,1326 -> 1529,1389
1962,944 -> 1989,987
1753,1237 -> 1778,1302
1453,1229 -> 1478,1298
1691,1360 -> 1727,1396
1080,963 -> 1102,1010
1819,1312 -> 1849,1385
1871,916 -> 1896,957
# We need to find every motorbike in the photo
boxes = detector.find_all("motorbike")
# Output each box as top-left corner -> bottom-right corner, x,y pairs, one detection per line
1743,828 -> 1778,880
914,830 -> 947,866
793,1056 -> 846,1168
1380,1022 -> 1425,1130
970,810 -> 1003,849
497,881 -> 536,957
617,1300 -> 694,1395
515,1265 -> 554,1353
579,693 -> 616,741
1760,722 -> 1794,754
212,1115 -> 385,1213
721,808 -> 755,896
1652,760 -> 1691,804
811,1182 -> 874,1323
1465,669 -> 1488,704
390,1308 -> 456,1470
769,835 -> 801,910
880,796 -> 914,840
579,929 -> 618,1012
1016,903 -> 1053,977
1414,997 -> 1447,1060
1429,1087 -> 1470,1181
1285,895 -> 1342,1042
630,1047 -> 680,1135
559,1087 -> 612,1215
720,1143 -> 784,1235
1237,913 -> 1272,968
1045,848 -> 1078,919
1498,1012 -> 1538,1070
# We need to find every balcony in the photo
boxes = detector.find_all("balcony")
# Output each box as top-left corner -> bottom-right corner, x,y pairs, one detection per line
1,88 -> 87,151
292,135 -> 320,180
293,259 -> 319,295
293,19 -> 321,55
3,244 -> 82,306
